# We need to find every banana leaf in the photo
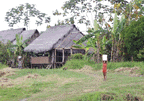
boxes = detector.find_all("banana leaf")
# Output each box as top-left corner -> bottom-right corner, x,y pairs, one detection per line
76,30 -> 108,44
112,12 -> 118,36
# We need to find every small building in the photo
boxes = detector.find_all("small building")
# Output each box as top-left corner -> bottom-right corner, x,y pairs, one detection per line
24,24 -> 86,68
0,28 -> 26,44
12,29 -> 40,45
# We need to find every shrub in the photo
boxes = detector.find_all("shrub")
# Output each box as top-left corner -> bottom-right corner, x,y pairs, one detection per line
63,59 -> 86,69
0,41 -> 12,65
70,53 -> 84,59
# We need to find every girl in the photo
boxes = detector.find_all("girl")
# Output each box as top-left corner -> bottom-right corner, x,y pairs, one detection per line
102,61 -> 107,81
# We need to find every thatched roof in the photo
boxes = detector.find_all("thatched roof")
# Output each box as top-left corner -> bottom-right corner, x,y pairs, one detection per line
12,29 -> 39,45
24,24 -> 85,53
87,47 -> 95,55
0,28 -> 26,44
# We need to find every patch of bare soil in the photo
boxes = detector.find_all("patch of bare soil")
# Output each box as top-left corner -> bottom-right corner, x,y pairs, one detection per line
0,67 -> 19,77
126,93 -> 143,101
0,68 -> 19,88
0,73 -> 42,88
114,67 -> 142,77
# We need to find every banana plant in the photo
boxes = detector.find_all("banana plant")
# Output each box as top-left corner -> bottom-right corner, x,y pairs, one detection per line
115,14 -> 126,62
76,20 -> 108,63
7,34 -> 29,67
108,12 -> 126,62
12,34 -> 29,56
72,39 -> 92,60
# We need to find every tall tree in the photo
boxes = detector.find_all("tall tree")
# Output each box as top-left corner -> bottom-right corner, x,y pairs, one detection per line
5,3 -> 51,29
121,16 -> 144,61
53,0 -> 114,28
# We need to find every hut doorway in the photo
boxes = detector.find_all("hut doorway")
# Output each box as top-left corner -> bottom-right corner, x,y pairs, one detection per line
56,50 -> 63,62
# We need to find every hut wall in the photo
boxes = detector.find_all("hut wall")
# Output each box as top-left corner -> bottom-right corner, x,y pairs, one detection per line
31,56 -> 50,64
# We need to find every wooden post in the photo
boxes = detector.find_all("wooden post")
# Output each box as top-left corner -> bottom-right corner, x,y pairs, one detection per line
55,49 -> 56,63
30,56 -> 32,69
54,63 -> 56,69
62,48 -> 64,63
51,50 -> 54,68
70,48 -> 73,55
54,49 -> 56,68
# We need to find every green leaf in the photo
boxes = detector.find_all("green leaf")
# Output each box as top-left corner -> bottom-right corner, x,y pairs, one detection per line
72,45 -> 83,49
112,12 -> 118,35
94,20 -> 99,31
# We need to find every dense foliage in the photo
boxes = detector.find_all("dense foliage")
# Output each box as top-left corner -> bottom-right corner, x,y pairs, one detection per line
0,41 -> 12,65
69,53 -> 84,60
122,16 -> 144,61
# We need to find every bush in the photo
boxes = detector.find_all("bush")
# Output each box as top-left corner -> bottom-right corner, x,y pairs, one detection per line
63,59 -> 86,69
121,16 -> 144,60
0,41 -> 12,65
70,53 -> 84,59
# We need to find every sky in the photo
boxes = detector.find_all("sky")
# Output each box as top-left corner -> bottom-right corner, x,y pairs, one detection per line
0,0 -> 131,35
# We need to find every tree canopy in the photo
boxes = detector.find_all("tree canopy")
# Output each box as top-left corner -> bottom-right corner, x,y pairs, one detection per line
5,3 -> 51,29
122,16 -> 144,60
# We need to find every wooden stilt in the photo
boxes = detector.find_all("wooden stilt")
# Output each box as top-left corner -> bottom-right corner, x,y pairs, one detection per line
62,48 -> 64,63
70,48 -> 73,55
55,49 -> 56,63
54,63 -> 56,69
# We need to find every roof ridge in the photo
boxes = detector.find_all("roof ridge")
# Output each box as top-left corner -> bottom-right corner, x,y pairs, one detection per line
52,25 -> 75,49
0,28 -> 25,32
50,24 -> 74,28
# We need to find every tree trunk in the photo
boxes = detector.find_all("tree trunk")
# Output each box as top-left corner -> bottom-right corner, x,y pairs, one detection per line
110,35 -> 114,62
116,41 -> 120,62
131,56 -> 133,62
97,40 -> 100,63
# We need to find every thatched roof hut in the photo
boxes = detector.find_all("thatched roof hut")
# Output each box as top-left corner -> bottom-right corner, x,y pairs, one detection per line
0,28 -> 26,44
24,24 -> 86,68
12,29 -> 39,45
24,24 -> 86,53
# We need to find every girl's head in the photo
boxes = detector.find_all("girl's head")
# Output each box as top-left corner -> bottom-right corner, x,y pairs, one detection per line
103,61 -> 107,63
18,56 -> 22,61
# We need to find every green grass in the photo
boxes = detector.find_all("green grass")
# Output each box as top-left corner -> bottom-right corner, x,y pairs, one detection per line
7,68 -> 89,79
1,59 -> 144,101
0,81 -> 57,101
66,92 -> 102,101
0,86 -> 40,101
63,59 -> 144,75
0,63 -> 8,69
66,91 -> 121,101
65,72 -> 144,101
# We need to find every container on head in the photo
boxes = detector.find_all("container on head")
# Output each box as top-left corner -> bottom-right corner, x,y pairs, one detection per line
18,56 -> 22,59
102,54 -> 107,61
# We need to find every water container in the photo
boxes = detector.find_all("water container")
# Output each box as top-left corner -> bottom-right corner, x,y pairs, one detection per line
102,54 -> 107,61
